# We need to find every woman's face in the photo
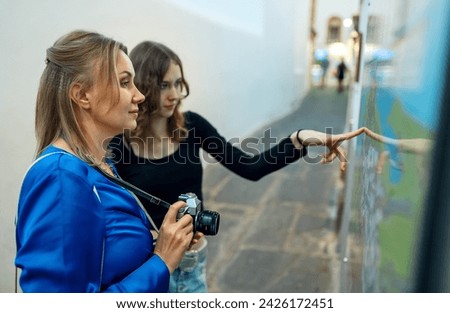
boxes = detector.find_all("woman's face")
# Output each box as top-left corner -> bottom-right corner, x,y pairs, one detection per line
86,50 -> 145,136
154,61 -> 183,119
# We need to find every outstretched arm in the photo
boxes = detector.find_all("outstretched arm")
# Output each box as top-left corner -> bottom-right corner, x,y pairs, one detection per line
364,127 -> 433,155
291,127 -> 366,170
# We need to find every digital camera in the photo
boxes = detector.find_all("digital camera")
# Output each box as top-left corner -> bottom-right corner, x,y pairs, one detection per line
177,193 -> 220,236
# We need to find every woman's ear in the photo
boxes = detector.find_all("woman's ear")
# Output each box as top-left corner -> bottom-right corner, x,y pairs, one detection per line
70,83 -> 91,109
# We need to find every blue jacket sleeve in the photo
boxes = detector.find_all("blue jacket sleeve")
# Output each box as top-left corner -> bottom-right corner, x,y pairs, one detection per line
103,255 -> 169,293
16,167 -> 106,292
16,156 -> 169,292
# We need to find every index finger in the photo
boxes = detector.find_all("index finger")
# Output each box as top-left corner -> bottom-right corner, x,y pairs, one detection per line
339,127 -> 365,141
164,201 -> 188,223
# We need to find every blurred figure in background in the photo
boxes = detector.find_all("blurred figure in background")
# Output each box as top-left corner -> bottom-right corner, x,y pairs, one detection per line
320,56 -> 330,88
336,58 -> 348,92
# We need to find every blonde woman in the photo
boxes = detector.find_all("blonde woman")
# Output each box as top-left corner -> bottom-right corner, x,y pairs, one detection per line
15,31 -> 195,292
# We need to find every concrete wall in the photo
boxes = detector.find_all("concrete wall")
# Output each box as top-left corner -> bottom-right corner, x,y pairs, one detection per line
0,0 -> 310,292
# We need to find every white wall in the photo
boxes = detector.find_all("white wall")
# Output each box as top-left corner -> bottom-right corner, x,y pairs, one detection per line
0,0 -> 309,291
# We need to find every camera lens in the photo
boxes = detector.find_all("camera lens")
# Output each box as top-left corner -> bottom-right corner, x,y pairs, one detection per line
196,210 -> 220,236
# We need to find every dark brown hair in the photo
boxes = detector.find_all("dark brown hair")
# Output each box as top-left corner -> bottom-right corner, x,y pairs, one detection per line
128,41 -> 189,142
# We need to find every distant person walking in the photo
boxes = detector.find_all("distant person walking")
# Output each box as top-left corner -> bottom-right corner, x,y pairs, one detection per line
336,59 -> 347,92
320,57 -> 330,88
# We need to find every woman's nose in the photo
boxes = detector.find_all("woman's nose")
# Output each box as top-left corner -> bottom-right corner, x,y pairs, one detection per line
133,89 -> 145,104
168,85 -> 180,99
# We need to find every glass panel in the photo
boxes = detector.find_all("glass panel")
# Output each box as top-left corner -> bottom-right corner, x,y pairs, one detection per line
340,0 -> 449,292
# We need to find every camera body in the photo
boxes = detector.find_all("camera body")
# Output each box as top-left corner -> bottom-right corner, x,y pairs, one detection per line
177,193 -> 220,236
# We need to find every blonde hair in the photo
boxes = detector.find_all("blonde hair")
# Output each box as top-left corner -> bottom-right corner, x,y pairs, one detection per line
35,30 -> 127,162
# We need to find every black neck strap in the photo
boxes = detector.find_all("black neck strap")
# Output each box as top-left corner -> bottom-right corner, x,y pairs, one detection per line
94,167 -> 171,210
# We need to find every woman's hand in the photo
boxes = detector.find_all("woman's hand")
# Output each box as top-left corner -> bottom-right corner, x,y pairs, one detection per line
294,127 -> 365,170
153,201 -> 194,273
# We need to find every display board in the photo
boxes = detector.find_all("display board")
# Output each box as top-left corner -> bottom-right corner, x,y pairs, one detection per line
340,0 -> 449,292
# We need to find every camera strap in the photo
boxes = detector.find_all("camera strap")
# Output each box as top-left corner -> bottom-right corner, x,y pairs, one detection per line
94,167 -> 171,210
93,166 -> 172,233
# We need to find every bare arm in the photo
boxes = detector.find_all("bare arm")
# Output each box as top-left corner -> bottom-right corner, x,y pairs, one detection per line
364,127 -> 433,155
